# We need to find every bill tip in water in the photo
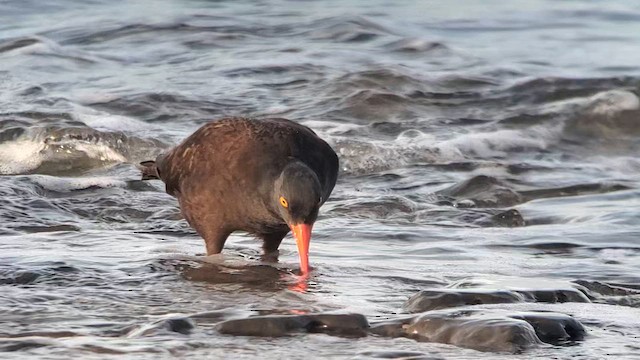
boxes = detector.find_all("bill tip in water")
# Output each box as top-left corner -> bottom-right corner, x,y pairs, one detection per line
291,223 -> 312,275
289,273 -> 310,292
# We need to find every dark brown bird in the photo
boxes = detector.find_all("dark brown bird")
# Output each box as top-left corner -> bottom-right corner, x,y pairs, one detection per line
139,117 -> 339,274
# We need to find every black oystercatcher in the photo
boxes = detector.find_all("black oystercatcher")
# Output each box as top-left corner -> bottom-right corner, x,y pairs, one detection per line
139,117 -> 339,274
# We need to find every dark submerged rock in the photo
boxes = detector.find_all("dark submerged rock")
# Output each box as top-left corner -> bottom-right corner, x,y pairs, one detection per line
216,313 -> 369,337
368,317 -> 414,338
564,89 -> 640,139
520,183 -> 630,202
456,208 -> 525,228
356,350 -> 443,359
405,288 -> 590,313
165,317 -> 196,335
128,316 -> 196,337
404,310 -> 542,353
0,339 -> 52,352
521,288 -> 590,303
405,289 -> 523,313
573,279 -> 640,297
372,309 -> 586,353
509,312 -> 586,344
573,280 -> 640,307
490,209 -> 525,227
437,175 -> 523,208
0,37 -> 41,53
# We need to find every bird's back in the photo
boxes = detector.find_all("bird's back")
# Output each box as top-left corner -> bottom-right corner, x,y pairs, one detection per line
156,117 -> 338,204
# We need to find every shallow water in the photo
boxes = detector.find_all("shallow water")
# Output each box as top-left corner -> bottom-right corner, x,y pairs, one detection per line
1,0 -> 640,358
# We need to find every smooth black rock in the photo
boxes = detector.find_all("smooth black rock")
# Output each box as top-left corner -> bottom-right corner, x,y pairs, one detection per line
573,279 -> 640,297
216,313 -> 369,337
520,289 -> 590,303
404,310 -> 542,353
437,175 -> 523,208
128,316 -> 196,337
371,308 -> 587,353
165,317 -> 196,335
405,288 -> 590,313
356,350 -> 443,359
405,289 -> 523,313
490,209 -> 525,227
457,208 -> 526,228
509,312 -> 586,344
368,317 -> 414,338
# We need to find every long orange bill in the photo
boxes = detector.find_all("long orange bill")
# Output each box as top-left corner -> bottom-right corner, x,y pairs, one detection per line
290,223 -> 312,275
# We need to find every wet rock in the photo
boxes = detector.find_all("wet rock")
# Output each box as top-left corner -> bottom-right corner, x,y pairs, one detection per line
309,16 -> 388,43
338,89 -> 410,120
14,224 -> 80,233
405,289 -> 523,313
368,317 -> 414,338
372,309 -> 586,353
565,89 -> 640,138
465,208 -> 525,227
437,175 -> 523,208
0,338 -> 54,352
356,350 -> 443,359
0,37 -> 41,53
3,331 -> 79,339
216,313 -> 369,337
405,288 -> 590,313
573,280 -> 640,307
331,195 -> 418,219
520,183 -> 629,202
0,270 -> 42,285
189,309 -> 252,325
127,316 -> 196,337
521,289 -> 590,303
165,317 -> 196,335
573,280 -> 640,297
0,263 -> 84,286
490,209 -> 525,227
509,312 -> 586,344
217,315 -> 303,337
405,310 -> 542,353
602,296 -> 640,308
385,38 -> 450,54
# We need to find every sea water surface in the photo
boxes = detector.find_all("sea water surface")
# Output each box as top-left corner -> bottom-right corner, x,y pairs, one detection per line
1,0 -> 640,359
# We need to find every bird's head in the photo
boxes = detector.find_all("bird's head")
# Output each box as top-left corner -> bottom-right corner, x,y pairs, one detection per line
274,161 -> 322,275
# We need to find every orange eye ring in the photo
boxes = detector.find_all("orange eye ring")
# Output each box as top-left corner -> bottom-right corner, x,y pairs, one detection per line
279,196 -> 288,208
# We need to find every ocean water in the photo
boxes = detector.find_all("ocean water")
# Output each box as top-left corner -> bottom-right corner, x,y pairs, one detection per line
1,0 -> 639,358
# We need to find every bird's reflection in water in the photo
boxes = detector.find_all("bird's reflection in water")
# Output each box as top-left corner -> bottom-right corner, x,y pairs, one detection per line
157,257 -> 313,293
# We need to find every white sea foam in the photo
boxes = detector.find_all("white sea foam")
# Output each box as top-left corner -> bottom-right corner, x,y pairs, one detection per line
589,156 -> 640,176
0,132 -> 128,175
71,92 -> 121,104
0,139 -> 47,175
334,124 -> 562,174
28,174 -> 127,192
303,119 -> 362,136
585,89 -> 639,116
71,104 -> 151,132
71,142 -> 127,163
435,125 -> 559,159
565,89 -> 640,138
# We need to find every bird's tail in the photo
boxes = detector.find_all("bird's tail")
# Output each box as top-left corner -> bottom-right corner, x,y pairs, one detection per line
138,160 -> 160,180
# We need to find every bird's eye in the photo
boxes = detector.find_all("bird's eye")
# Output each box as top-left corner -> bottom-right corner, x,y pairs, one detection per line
279,196 -> 289,208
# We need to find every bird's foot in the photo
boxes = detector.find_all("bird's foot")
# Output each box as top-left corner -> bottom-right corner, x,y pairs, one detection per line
260,250 -> 280,262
